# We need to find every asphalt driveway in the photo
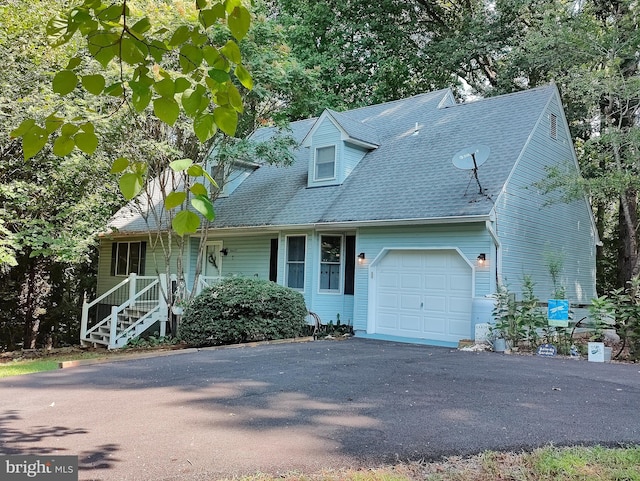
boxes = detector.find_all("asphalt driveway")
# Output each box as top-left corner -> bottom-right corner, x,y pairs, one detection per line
1,338 -> 639,480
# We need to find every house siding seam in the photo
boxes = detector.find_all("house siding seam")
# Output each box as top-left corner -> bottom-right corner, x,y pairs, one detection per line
495,94 -> 596,303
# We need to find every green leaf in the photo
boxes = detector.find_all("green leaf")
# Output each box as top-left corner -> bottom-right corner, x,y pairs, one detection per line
53,135 -> 75,157
104,82 -> 124,96
82,74 -> 106,95
53,70 -> 78,96
111,157 -> 129,173
234,64 -> 253,90
169,158 -> 194,172
202,45 -> 221,66
179,44 -> 203,73
168,25 -> 191,47
61,123 -> 79,136
66,57 -> 82,70
23,126 -> 48,160
228,6 -> 251,41
45,115 -> 64,134
190,182 -> 208,196
120,36 -> 147,65
74,130 -> 98,155
47,15 -> 76,46
131,87 -> 152,112
165,191 -> 187,209
220,40 -> 242,64
174,77 -> 191,94
10,119 -> 35,138
79,122 -> 95,134
208,68 -> 230,84
153,97 -> 180,126
149,40 -> 167,63
191,195 -> 215,221
182,87 -> 204,117
172,210 -> 200,236
214,107 -> 238,137
88,33 -> 118,67
228,84 -> 243,113
154,77 -> 175,97
119,173 -> 144,200
194,113 -> 217,142
131,17 -> 151,35
187,164 -> 204,177
98,4 -> 124,21
199,8 -> 223,29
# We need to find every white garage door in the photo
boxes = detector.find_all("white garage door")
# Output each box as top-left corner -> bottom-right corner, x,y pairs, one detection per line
374,250 -> 472,343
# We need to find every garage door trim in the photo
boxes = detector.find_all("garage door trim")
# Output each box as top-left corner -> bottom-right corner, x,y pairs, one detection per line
366,247 -> 475,336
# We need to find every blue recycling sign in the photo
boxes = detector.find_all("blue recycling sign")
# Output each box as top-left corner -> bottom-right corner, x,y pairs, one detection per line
548,299 -> 570,327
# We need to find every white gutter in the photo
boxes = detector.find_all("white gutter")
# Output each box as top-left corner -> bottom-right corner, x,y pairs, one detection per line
101,214 -> 492,238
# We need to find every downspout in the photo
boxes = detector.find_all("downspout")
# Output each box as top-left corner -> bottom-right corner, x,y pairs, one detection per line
486,220 -> 502,292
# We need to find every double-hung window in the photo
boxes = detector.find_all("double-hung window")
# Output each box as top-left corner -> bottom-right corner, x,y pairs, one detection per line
110,241 -> 146,276
320,235 -> 341,292
286,236 -> 306,290
314,145 -> 336,181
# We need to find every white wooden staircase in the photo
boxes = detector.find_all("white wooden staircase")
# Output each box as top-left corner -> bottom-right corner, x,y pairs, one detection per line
81,274 -> 169,349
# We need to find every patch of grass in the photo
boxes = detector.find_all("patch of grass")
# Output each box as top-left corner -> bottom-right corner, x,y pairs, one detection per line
217,446 -> 640,481
0,352 -> 107,378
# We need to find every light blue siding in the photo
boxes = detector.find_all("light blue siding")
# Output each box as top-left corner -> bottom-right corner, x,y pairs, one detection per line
307,119 -> 369,187
308,119 -> 342,187
186,234 -> 273,290
343,143 -> 368,180
496,95 -> 597,303
352,223 -> 493,332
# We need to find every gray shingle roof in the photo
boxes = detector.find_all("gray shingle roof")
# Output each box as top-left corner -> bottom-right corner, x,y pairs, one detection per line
109,85 -> 556,233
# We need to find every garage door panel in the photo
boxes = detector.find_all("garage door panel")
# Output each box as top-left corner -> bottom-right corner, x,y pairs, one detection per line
425,274 -> 447,290
378,293 -> 399,309
424,296 -> 446,313
377,311 -> 398,329
400,273 -> 422,289
424,317 -> 447,334
399,315 -> 422,332
375,250 -> 472,343
400,294 -> 422,310
378,272 -> 399,288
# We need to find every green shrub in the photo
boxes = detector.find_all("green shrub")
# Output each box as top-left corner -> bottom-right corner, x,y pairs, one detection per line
178,277 -> 308,347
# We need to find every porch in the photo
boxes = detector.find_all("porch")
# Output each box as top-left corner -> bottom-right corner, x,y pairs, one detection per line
80,273 -> 220,349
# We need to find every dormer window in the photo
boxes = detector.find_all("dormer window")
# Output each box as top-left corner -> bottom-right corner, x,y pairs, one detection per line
314,145 -> 336,181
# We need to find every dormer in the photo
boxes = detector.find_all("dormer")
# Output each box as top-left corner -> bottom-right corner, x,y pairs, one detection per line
301,109 -> 379,187
210,159 -> 258,197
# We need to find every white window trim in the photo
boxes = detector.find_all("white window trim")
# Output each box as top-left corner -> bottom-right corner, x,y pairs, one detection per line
318,234 -> 343,294
285,234 -> 306,291
314,144 -> 337,181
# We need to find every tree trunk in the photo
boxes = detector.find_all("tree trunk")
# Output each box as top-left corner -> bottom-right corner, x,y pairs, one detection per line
617,190 -> 639,286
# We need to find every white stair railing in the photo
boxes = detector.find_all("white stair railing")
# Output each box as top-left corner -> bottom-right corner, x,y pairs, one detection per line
81,273 -> 167,348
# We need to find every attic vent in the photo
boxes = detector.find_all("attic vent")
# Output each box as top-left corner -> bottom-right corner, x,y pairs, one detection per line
550,113 -> 557,139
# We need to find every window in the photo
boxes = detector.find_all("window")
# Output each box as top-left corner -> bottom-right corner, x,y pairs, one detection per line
110,242 -> 146,276
286,236 -> 305,290
320,235 -> 341,291
315,145 -> 336,180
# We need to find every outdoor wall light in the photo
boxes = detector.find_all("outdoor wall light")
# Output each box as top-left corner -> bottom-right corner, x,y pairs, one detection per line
358,252 -> 366,263
220,248 -> 229,256
477,253 -> 486,267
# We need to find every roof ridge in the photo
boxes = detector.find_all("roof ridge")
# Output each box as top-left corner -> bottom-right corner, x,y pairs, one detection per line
441,84 -> 555,109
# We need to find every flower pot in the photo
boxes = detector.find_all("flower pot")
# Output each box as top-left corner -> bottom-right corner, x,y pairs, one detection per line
492,338 -> 507,353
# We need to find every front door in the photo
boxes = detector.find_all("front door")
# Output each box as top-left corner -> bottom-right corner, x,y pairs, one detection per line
204,242 -> 223,278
